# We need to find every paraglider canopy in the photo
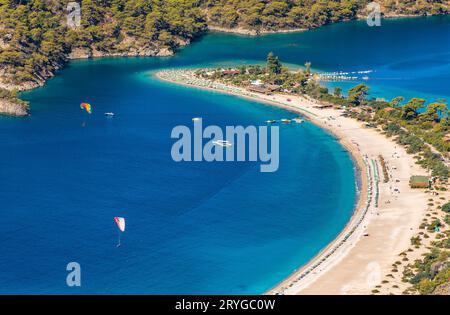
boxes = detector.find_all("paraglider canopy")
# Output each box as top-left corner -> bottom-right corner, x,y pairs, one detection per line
114,217 -> 125,232
80,102 -> 92,114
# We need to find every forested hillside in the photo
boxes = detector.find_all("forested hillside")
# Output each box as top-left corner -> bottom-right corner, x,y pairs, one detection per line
0,0 -> 449,90
205,0 -> 449,30
0,0 -> 207,89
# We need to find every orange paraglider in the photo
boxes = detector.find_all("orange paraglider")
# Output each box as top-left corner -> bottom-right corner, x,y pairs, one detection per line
80,102 -> 92,114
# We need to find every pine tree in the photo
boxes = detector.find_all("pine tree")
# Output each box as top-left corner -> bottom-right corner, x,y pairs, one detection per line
266,52 -> 282,75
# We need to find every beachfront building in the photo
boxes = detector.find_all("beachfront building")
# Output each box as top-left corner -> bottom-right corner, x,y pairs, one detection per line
409,175 -> 431,189
266,84 -> 281,92
222,69 -> 240,75
247,85 -> 272,95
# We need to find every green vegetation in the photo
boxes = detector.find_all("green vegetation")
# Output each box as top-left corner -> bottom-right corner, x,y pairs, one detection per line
382,0 -> 450,16
196,55 -> 313,94
442,201 -> 450,213
0,0 -> 208,87
267,52 -> 282,75
1,0 -> 449,90
205,0 -> 449,31
348,84 -> 369,106
206,0 -> 363,30
403,248 -> 449,295
402,195 -> 449,295
0,87 -> 28,108
410,236 -> 421,246
199,52 -> 450,181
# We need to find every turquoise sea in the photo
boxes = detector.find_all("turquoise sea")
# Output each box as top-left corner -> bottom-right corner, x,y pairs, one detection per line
0,16 -> 449,294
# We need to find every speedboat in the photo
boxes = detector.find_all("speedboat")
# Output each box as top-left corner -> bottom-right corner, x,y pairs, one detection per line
266,120 -> 277,124
192,117 -> 201,122
280,119 -> 292,124
292,118 -> 304,123
212,140 -> 232,147
105,112 -> 115,116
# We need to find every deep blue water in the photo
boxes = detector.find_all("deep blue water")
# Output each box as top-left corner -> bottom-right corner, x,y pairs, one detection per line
0,16 -> 448,294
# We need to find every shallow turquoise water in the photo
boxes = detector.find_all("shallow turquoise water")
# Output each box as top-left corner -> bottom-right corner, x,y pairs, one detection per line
1,16 -> 448,294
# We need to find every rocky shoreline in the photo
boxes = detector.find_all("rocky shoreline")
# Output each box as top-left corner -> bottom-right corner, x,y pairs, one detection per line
67,46 -> 174,60
2,13 -> 435,93
0,12 -> 448,116
0,45 -> 177,93
0,99 -> 28,117
207,25 -> 307,36
209,13 -> 446,36
0,40 -> 182,117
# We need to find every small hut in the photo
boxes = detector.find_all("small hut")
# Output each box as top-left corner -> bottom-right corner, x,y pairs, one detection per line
409,175 -> 430,189
266,84 -> 281,92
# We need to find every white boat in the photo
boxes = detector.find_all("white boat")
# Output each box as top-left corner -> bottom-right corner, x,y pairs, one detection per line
212,140 -> 232,147
266,120 -> 277,124
192,117 -> 201,122
292,118 -> 304,123
105,112 -> 115,116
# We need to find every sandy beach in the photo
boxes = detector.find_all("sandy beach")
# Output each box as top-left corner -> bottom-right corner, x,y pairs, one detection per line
154,69 -> 432,295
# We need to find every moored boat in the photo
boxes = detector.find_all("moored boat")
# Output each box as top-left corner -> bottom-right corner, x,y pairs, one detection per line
212,140 -> 232,147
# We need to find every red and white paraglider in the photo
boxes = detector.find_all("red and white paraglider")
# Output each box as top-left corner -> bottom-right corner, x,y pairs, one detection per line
114,217 -> 126,247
